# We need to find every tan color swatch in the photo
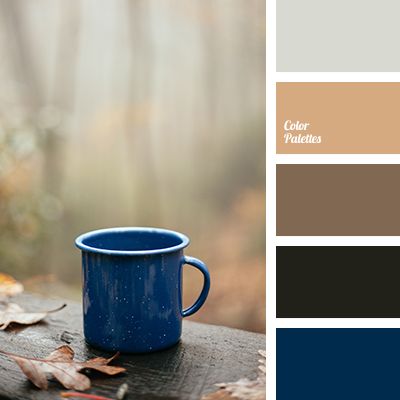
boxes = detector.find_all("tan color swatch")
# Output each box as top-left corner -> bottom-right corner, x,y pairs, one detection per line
277,83 -> 400,153
277,165 -> 400,236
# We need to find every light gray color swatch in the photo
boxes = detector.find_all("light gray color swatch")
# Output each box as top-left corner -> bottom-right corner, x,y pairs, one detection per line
277,0 -> 400,71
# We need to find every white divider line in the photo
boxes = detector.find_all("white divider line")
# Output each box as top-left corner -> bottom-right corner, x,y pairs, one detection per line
276,72 -> 400,82
276,236 -> 400,246
276,319 -> 400,329
266,0 -> 276,397
276,154 -> 400,164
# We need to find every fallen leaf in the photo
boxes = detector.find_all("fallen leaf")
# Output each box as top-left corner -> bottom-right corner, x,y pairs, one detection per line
0,273 -> 24,296
0,302 -> 66,330
202,391 -> 236,400
1,345 -> 125,390
257,349 -> 266,377
202,349 -> 266,400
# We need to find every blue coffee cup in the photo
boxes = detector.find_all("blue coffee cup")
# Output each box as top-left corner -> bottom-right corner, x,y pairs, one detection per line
75,227 -> 210,353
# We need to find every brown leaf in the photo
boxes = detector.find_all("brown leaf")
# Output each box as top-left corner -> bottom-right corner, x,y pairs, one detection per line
202,390 -> 237,400
203,379 -> 265,400
82,353 -> 126,376
0,273 -> 24,296
2,345 -> 126,391
0,302 -> 66,330
202,349 -> 266,400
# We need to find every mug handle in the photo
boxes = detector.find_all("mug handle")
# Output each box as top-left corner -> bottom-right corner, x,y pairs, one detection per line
181,256 -> 211,317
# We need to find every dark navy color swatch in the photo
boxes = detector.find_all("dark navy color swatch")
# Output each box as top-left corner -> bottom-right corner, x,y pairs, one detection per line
277,329 -> 400,400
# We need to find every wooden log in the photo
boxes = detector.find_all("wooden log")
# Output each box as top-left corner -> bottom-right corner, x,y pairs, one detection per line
0,293 -> 265,399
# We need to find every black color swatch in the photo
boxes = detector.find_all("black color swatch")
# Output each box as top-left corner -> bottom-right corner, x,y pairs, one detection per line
277,246 -> 400,318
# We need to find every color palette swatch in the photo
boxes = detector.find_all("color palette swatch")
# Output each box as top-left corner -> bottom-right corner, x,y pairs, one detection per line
277,164 -> 400,236
277,247 -> 400,317
277,0 -> 400,71
277,83 -> 400,153
277,329 -> 400,399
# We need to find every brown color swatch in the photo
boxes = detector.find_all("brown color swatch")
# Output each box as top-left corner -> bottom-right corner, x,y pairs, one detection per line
277,165 -> 400,236
277,83 -> 400,153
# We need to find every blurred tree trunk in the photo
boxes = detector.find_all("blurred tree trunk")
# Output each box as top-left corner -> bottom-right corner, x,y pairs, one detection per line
44,1 -> 80,196
0,0 -> 42,110
125,0 -> 161,225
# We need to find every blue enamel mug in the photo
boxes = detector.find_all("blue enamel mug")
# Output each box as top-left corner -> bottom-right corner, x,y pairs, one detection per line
75,227 -> 210,353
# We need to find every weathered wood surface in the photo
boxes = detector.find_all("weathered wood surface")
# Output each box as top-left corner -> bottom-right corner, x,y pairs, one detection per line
0,293 -> 265,400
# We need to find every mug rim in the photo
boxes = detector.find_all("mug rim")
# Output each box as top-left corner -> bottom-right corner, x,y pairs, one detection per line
75,226 -> 190,256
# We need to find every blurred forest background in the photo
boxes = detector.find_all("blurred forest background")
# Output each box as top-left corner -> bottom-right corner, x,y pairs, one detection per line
0,1 -> 265,332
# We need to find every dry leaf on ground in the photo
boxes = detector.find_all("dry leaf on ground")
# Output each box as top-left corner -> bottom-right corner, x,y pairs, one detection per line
202,349 -> 266,400
1,345 -> 126,390
0,273 -> 24,296
0,302 -> 66,330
